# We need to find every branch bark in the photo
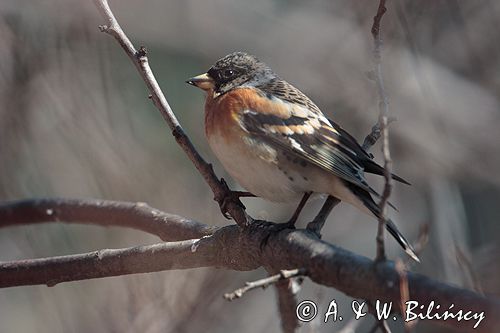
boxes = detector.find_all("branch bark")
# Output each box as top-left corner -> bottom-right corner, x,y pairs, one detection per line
224,269 -> 305,301
0,1 -> 496,333
93,0 -> 249,227
275,277 -> 301,333
0,198 -> 216,241
371,0 -> 391,262
1,200 -> 499,332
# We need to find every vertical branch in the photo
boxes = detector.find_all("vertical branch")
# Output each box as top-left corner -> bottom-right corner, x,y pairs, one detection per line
396,259 -> 415,332
275,279 -> 301,333
92,0 -> 250,227
371,0 -> 391,262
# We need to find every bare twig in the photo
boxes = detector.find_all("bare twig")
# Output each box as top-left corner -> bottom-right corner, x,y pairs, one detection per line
404,223 -> 429,266
395,259 -> 416,333
362,116 -> 397,151
266,265 -> 304,333
223,268 -> 305,301
455,244 -> 484,295
93,0 -> 249,227
370,0 -> 391,263
275,277 -> 302,333
362,121 -> 383,152
395,259 -> 409,314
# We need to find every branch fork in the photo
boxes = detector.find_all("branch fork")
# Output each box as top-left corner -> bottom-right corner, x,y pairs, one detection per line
224,268 -> 306,301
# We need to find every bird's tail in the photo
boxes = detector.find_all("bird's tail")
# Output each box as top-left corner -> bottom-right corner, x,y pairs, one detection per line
385,219 -> 420,262
363,159 -> 411,185
345,182 -> 420,262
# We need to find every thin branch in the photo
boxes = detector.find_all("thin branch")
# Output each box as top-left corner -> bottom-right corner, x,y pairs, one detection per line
0,198 -> 216,241
362,121 -> 383,152
371,0 -> 391,262
275,277 -> 302,333
395,259 -> 415,333
455,244 -> 484,295
404,223 -> 429,266
0,238 -> 216,287
224,268 -> 305,301
395,259 -> 409,314
362,116 -> 396,151
93,0 -> 249,227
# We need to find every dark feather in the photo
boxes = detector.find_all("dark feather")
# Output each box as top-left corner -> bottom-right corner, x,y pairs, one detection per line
241,109 -> 378,196
242,80 -> 387,196
244,112 -> 309,127
246,80 -> 410,194
363,159 -> 411,185
328,119 -> 411,185
240,83 -> 418,260
345,182 -> 419,262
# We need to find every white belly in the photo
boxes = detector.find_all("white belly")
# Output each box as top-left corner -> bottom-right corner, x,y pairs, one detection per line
208,135 -> 302,202
207,134 -> 374,217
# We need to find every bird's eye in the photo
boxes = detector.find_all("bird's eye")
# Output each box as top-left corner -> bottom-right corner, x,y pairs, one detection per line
222,69 -> 235,79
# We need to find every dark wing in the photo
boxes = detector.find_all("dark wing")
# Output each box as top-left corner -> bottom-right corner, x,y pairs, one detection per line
328,119 -> 411,185
328,120 -> 372,160
241,82 -> 378,195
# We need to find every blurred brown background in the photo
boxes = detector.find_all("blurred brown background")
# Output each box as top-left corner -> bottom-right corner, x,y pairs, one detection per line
1,1 -> 499,332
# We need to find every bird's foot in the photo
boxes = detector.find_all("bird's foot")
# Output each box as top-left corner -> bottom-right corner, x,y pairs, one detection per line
251,219 -> 296,251
217,178 -> 254,219
251,219 -> 296,231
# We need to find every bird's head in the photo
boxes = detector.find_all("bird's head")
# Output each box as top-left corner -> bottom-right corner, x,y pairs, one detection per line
187,52 -> 275,98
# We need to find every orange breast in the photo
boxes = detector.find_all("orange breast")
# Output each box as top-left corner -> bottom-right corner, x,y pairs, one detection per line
205,89 -> 244,141
205,87 -> 294,142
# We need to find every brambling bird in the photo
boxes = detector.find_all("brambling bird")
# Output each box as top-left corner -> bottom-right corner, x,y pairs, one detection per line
187,52 -> 418,261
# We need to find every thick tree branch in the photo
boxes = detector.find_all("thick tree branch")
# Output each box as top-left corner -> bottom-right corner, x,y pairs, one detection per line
1,200 -> 499,332
93,0 -> 249,227
0,239 -> 213,287
0,198 -> 216,241
0,2 -> 491,333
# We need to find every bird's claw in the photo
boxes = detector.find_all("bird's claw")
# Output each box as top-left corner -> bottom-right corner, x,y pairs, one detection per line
217,178 -> 247,220
251,219 -> 296,231
252,219 -> 296,251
